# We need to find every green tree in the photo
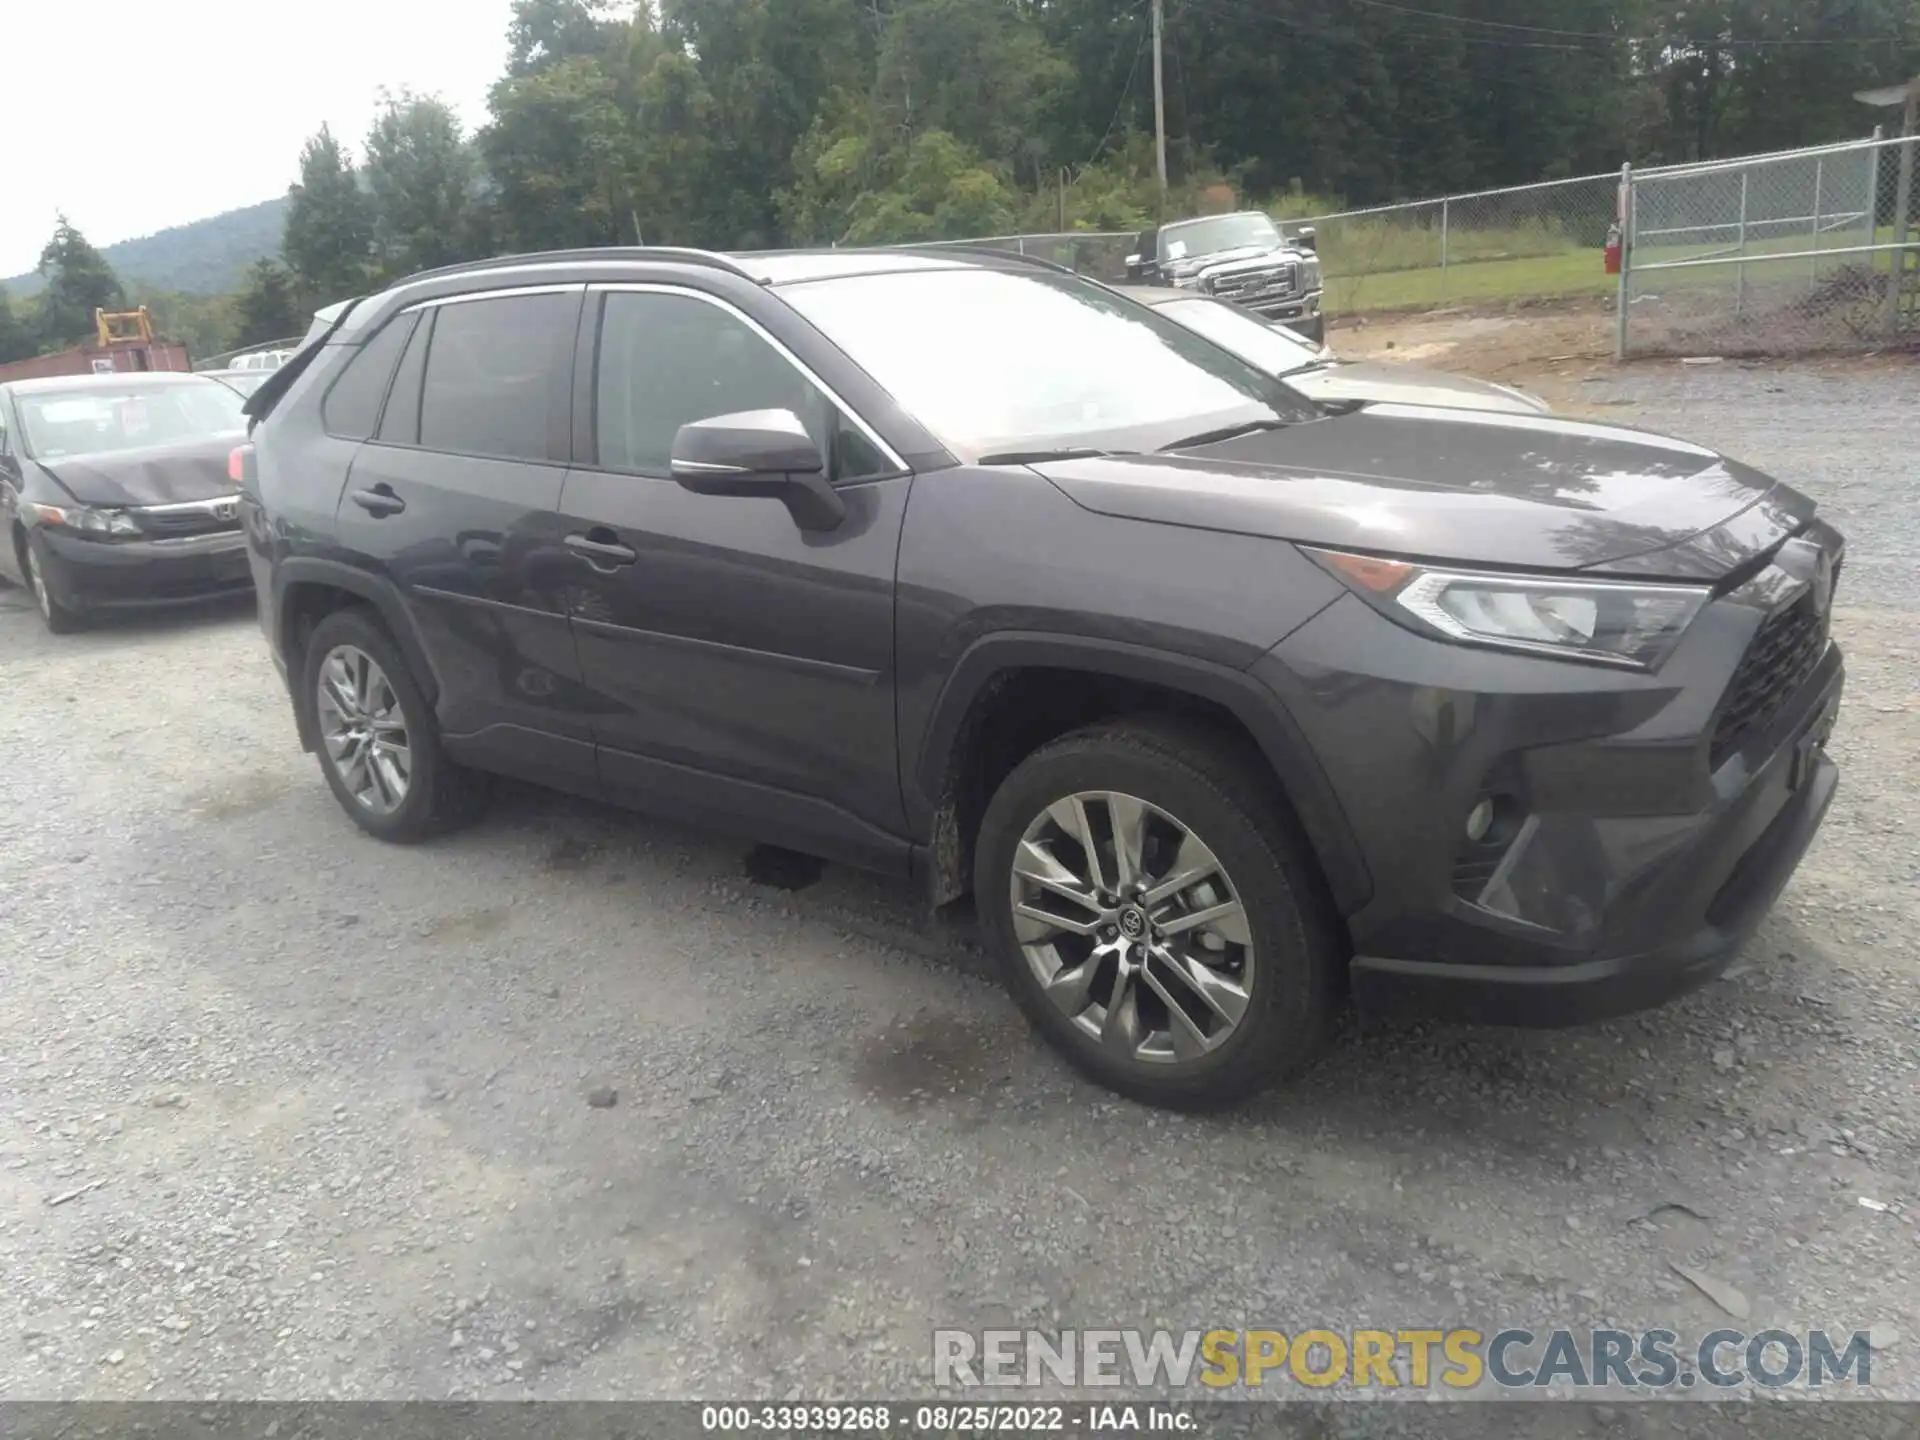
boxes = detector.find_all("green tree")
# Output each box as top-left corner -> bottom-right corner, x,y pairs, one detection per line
233,260 -> 305,348
364,91 -> 485,281
484,53 -> 633,250
871,0 -> 1073,189
283,125 -> 375,306
35,216 -> 125,349
0,286 -> 35,365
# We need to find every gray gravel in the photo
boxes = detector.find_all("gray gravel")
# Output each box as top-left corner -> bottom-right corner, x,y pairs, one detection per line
0,362 -> 1916,1404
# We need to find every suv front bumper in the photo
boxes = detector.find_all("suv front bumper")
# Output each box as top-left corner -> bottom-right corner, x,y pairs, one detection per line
1256,572 -> 1844,1029
1349,665 -> 1840,1025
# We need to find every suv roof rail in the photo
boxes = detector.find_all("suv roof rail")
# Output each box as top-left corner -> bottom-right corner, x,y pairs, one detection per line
388,246 -> 765,289
879,243 -> 1084,278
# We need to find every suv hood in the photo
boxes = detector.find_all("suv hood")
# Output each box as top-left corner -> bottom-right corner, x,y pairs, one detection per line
31,434 -> 242,508
1035,404 -> 1814,580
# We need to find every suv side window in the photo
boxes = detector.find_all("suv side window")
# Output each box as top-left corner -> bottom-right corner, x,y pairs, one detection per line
417,291 -> 577,463
593,290 -> 890,482
321,312 -> 418,440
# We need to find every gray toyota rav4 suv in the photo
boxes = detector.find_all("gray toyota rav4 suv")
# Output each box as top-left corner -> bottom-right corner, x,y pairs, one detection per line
237,246 -> 1845,1109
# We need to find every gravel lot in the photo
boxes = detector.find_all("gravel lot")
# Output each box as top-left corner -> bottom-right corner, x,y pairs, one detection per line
1,359 -> 1916,1407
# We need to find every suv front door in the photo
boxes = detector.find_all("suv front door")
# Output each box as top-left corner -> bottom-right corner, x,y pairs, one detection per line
557,283 -> 912,870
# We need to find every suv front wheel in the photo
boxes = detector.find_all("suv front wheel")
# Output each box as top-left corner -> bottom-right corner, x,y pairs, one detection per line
976,718 -> 1339,1109
300,608 -> 487,841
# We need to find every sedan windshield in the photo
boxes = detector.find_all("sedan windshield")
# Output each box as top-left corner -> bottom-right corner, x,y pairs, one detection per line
1161,213 -> 1281,259
19,383 -> 246,460
1155,297 -> 1328,376
780,269 -> 1316,459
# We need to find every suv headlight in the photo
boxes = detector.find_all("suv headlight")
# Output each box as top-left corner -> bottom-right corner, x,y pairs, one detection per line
1305,547 -> 1710,670
30,502 -> 141,537
1300,258 -> 1322,290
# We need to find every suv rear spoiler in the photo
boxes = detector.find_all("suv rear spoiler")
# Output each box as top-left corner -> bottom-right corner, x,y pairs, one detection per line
240,297 -> 364,430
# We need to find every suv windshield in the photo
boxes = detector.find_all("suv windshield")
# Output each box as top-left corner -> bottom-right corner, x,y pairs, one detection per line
1155,297 -> 1327,376
1161,213 -> 1282,259
19,383 -> 247,461
780,268 -> 1315,459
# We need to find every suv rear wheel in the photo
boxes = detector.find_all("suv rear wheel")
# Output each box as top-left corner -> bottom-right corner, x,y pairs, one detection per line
975,718 -> 1339,1109
301,608 -> 487,841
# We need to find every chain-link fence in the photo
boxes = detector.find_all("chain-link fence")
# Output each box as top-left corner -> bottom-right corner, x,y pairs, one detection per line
1620,132 -> 1920,357
1304,173 -> 1624,315
909,133 -> 1917,356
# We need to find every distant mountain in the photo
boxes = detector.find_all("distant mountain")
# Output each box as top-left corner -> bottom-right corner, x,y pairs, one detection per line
4,196 -> 287,298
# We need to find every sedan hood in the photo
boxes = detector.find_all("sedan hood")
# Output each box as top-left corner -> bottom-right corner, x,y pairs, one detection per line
32,433 -> 242,508
1035,405 -> 1814,579
1286,361 -> 1546,416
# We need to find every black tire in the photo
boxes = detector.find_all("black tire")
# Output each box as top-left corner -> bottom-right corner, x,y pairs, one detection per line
22,533 -> 83,634
975,717 -> 1340,1110
299,607 -> 487,842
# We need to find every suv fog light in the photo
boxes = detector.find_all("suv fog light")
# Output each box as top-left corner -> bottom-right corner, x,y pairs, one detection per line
1465,798 -> 1495,843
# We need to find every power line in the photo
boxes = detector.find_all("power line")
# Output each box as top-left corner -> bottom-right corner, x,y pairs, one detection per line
1082,5 -> 1151,172
1181,0 -> 1588,52
1340,0 -> 1911,49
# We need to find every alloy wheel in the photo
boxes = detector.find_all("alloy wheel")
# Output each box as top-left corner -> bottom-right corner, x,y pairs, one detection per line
315,645 -> 413,815
1008,790 -> 1254,1066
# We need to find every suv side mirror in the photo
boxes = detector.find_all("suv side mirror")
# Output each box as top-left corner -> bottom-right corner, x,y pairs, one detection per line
670,408 -> 845,532
1123,254 -> 1142,269
1294,227 -> 1318,253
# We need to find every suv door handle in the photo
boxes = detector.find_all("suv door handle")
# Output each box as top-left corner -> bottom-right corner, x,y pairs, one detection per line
564,530 -> 637,566
349,485 -> 405,517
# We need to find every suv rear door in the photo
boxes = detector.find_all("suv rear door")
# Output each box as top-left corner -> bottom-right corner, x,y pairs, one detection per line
332,285 -> 600,791
555,281 -> 914,870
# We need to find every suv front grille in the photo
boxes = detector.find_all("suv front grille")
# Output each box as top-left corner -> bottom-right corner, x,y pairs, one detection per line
1709,583 -> 1835,770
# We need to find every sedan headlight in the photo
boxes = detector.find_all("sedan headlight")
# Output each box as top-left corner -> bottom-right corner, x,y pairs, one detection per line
30,502 -> 141,537
1306,547 -> 1710,670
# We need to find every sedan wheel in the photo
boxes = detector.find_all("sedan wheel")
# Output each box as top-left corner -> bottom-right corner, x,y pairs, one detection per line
1011,790 -> 1253,1065
24,540 -> 80,633
315,644 -> 413,815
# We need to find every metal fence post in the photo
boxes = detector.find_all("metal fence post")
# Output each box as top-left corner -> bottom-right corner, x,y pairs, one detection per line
1615,162 -> 1633,361
1440,197 -> 1450,302
1735,169 -> 1750,316
1810,155 -> 1824,292
1867,125 -> 1884,257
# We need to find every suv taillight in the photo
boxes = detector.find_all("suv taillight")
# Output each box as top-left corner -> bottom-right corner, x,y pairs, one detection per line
228,444 -> 256,485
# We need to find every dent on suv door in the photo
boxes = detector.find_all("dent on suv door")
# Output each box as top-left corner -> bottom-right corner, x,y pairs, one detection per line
557,284 -> 913,870
333,285 -> 601,791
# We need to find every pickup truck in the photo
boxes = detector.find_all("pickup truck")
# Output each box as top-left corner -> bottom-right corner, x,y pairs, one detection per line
1123,211 -> 1325,342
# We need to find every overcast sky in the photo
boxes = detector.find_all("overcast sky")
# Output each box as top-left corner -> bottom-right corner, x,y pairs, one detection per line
3,0 -> 514,278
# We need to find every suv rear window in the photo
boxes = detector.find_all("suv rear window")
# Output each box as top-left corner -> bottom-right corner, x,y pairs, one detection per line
322,313 -> 418,440
417,292 -> 576,463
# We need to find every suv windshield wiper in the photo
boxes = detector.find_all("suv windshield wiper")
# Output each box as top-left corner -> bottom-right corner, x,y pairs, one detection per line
1158,418 -> 1288,452
977,446 -> 1130,466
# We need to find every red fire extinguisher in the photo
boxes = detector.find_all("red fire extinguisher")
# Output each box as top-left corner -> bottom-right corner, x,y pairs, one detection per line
1604,223 -> 1623,276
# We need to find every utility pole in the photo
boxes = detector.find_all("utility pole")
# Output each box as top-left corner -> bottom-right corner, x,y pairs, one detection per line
1151,0 -> 1168,202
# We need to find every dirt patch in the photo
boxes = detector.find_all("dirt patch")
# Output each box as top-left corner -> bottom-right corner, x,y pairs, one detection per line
850,1012 -> 1023,1111
1332,294 -> 1920,405
419,906 -> 512,943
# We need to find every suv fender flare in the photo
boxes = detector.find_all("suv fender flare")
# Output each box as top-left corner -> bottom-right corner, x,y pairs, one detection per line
273,558 -> 442,745
909,632 -> 1371,916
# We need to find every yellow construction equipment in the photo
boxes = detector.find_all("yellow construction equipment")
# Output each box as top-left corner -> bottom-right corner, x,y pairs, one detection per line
94,306 -> 155,347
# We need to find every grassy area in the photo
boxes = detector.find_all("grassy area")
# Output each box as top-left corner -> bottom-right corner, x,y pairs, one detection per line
1325,222 -> 1904,316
